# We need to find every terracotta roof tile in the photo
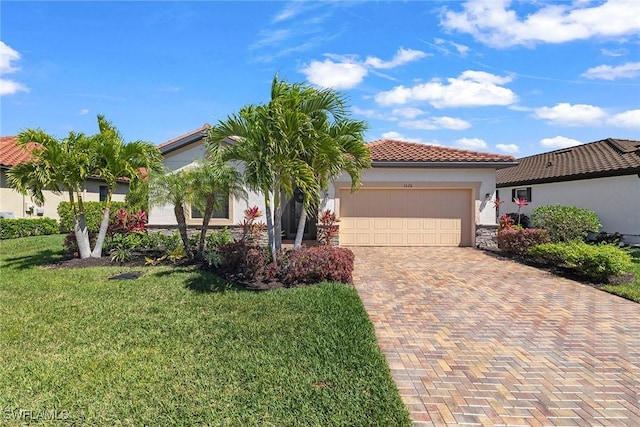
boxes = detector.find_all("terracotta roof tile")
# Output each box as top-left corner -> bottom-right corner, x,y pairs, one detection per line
368,139 -> 516,163
0,136 -> 39,168
496,138 -> 640,187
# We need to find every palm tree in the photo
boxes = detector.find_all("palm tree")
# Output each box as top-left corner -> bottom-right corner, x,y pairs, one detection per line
206,104 -> 280,262
293,117 -> 370,248
148,168 -> 195,255
90,115 -> 162,257
190,147 -> 246,259
7,129 -> 96,258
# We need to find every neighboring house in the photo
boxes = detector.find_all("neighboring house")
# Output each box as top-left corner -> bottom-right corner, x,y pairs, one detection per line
149,127 -> 517,247
0,136 -> 129,220
496,138 -> 640,244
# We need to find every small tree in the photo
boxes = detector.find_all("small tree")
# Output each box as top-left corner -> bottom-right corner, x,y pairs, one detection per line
8,130 -> 96,258
532,205 -> 601,243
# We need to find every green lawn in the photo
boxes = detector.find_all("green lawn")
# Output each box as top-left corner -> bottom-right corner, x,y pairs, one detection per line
0,235 -> 410,426
602,248 -> 640,303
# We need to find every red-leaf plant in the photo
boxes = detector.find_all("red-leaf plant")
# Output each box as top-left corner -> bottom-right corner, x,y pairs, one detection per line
240,206 -> 266,243
317,210 -> 339,246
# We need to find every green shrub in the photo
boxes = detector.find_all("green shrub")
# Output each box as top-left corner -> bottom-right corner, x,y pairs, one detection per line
528,242 -> 632,281
531,205 -> 601,243
57,201 -> 127,233
206,227 -> 234,250
0,218 -> 59,239
497,228 -> 550,256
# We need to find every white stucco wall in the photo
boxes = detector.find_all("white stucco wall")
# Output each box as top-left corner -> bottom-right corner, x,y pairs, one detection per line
498,174 -> 640,243
0,170 -> 127,220
329,167 -> 499,225
148,142 -> 267,226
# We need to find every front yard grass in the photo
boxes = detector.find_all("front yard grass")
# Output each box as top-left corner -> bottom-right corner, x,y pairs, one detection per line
602,248 -> 640,303
0,235 -> 410,426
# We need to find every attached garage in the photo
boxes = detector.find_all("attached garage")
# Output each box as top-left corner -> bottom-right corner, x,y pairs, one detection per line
329,139 -> 518,248
339,188 -> 473,246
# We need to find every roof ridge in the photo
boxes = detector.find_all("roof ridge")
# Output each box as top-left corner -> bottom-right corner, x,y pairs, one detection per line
157,123 -> 211,148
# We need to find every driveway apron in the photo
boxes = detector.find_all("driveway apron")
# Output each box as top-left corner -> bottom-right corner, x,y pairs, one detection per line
351,247 -> 640,426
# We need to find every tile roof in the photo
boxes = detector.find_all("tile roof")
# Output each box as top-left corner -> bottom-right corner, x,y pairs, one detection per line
367,139 -> 517,164
157,123 -> 210,152
0,136 -> 39,168
496,138 -> 640,187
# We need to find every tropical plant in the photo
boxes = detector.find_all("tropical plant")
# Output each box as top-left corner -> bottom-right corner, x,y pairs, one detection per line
7,129 -> 96,258
291,91 -> 370,248
512,197 -> 529,226
148,168 -> 196,255
189,149 -> 246,259
90,115 -> 162,257
207,74 -> 370,257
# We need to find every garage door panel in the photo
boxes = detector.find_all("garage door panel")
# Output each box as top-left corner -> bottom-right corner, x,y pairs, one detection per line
339,188 -> 472,247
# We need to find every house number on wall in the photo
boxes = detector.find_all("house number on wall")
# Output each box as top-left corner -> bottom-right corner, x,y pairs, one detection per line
403,184 -> 413,188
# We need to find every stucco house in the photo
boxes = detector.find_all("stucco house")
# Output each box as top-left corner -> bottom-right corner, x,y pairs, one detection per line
0,136 -> 129,220
149,126 -> 517,247
496,138 -> 640,245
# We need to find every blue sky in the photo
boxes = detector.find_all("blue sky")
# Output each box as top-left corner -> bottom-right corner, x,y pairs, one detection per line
1,0 -> 639,157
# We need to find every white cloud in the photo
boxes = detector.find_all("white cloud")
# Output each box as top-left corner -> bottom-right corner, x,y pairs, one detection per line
495,143 -> 519,153
352,106 -> 395,121
300,58 -> 368,89
364,47 -> 428,69
456,137 -> 488,149
0,41 -> 28,96
600,48 -> 627,57
582,62 -> 640,80
533,103 -> 606,126
400,116 -> 471,130
374,70 -> 516,108
441,0 -> 640,48
78,108 -> 90,116
302,47 -> 427,89
391,107 -> 425,119
540,136 -> 582,149
607,109 -> 640,128
380,131 -> 442,145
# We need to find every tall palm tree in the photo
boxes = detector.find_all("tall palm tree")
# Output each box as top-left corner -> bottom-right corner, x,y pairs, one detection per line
148,168 -> 195,255
190,148 -> 246,259
90,115 -> 162,257
7,129 -> 96,258
206,104 -> 280,262
293,117 -> 370,248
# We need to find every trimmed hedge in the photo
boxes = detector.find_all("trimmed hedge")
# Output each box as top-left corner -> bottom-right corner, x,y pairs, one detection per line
528,242 -> 632,281
497,228 -> 550,256
58,201 -> 127,233
0,218 -> 59,239
532,205 -> 601,243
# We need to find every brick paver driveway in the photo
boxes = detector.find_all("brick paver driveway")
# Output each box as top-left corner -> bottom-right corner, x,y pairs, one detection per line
351,247 -> 640,426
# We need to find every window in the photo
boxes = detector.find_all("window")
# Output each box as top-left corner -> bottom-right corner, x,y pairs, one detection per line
99,185 -> 108,202
511,187 -> 532,202
189,194 -> 230,220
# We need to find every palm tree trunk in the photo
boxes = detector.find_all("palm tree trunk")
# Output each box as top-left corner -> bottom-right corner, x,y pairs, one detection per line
72,190 -> 91,259
264,193 -> 276,264
174,205 -> 191,256
293,200 -> 307,249
197,193 -> 216,259
273,187 -> 283,252
91,192 -> 112,258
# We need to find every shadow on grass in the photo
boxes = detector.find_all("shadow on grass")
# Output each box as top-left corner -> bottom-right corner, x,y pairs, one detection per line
148,267 -> 241,293
1,249 -> 69,270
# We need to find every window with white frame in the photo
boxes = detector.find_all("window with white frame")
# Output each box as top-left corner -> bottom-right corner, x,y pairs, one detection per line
511,187 -> 532,202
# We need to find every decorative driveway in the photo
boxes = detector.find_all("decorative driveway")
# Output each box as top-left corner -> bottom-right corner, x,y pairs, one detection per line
351,247 -> 640,426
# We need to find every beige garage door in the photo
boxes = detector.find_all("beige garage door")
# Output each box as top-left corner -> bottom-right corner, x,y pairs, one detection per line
339,188 -> 472,246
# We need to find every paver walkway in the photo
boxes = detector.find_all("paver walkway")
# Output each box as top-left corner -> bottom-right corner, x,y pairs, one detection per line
351,247 -> 640,426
